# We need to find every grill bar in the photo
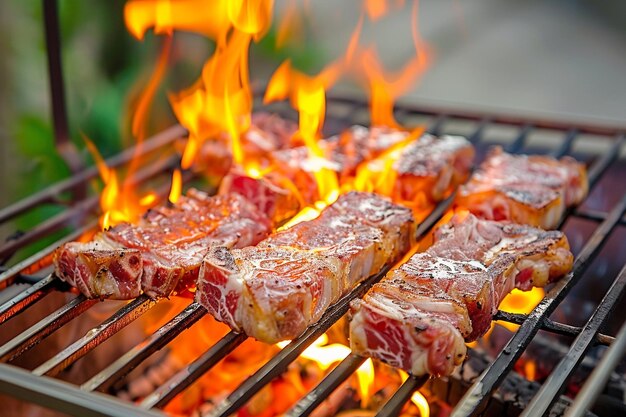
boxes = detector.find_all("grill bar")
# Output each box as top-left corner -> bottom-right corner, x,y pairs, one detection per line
565,319 -> 626,417
140,330 -> 248,409
549,128 -> 578,158
0,295 -> 97,363
520,264 -> 626,416
0,124 -> 185,224
33,295 -> 156,377
494,311 -> 615,345
285,354 -> 366,417
0,220 -> 96,288
375,375 -> 429,417
196,269 -> 390,417
0,275 -> 60,324
504,123 -> 532,153
0,153 -> 179,263
82,302 -> 207,392
0,197 -> 98,261
0,363 -> 166,417
451,193 -> 626,417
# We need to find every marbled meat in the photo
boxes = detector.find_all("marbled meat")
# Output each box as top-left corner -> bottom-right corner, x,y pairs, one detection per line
455,147 -> 588,229
196,192 -> 415,343
54,189 -> 271,300
349,212 -> 573,377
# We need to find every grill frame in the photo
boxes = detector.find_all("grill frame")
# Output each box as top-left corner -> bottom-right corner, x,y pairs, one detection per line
1,3 -> 625,416
0,98 -> 624,417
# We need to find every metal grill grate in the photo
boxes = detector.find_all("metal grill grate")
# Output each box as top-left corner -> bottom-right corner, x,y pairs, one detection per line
0,94 -> 624,417
1,2 -> 625,415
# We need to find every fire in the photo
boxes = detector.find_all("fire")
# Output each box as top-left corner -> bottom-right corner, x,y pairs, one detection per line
352,126 -> 424,200
351,0 -> 433,127
265,60 -> 343,227
277,334 -> 375,407
83,135 -> 157,229
398,370 -> 431,417
497,287 -> 545,332
168,169 -> 182,203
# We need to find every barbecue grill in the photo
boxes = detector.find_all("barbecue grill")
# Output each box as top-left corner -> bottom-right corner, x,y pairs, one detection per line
1,2 -> 625,417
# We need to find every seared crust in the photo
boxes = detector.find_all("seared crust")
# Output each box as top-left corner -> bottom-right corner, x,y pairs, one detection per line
393,134 -> 474,203
349,213 -> 574,376
197,192 -> 415,343
54,190 -> 272,300
456,147 -> 588,229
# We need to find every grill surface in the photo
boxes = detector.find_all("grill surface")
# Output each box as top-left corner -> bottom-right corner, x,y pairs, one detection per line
1,4 -> 625,416
0,95 -> 624,417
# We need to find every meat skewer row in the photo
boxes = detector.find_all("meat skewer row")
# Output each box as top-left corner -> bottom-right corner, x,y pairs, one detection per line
455,147 -> 588,229
196,192 -> 415,344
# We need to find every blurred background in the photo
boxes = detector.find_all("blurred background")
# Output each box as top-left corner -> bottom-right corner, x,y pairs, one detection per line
1,0 -> 626,252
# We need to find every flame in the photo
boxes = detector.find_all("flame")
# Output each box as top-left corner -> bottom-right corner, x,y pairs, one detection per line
168,169 -> 182,203
498,287 -> 545,332
351,0 -> 433,127
352,126 -> 424,198
364,0 -> 405,21
265,60 -> 342,222
277,334 -> 374,407
128,0 -> 274,176
83,135 -> 158,229
411,391 -> 430,417
524,359 -> 537,381
399,370 -> 431,416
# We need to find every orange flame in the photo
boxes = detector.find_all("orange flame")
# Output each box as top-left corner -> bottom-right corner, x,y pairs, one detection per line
83,135 -> 158,230
277,334 -> 375,407
168,169 -> 182,204
265,60 -> 342,226
351,0 -> 433,127
497,287 -> 545,332
364,0 -> 405,21
399,370 -> 431,416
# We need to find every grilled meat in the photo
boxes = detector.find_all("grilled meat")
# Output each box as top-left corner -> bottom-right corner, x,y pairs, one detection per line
349,213 -> 573,376
54,190 -> 271,300
196,192 -> 414,343
455,147 -> 588,228
363,134 -> 474,205
218,170 -> 302,226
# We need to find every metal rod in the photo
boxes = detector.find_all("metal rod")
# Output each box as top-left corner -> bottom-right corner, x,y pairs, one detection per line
519,264 -> 626,417
494,311 -> 615,345
202,268 -> 391,417
586,133 -> 625,188
505,123 -> 533,153
326,93 -> 626,137
0,275 -> 59,324
140,330 -> 247,409
426,114 -> 447,136
0,220 -> 97,289
83,302 -> 206,392
33,295 -> 157,377
0,295 -> 97,362
375,375 -> 429,417
0,197 -> 98,261
574,207 -> 626,226
0,363 -> 166,417
565,320 -> 626,417
43,0 -> 84,190
0,154 -> 180,262
467,118 -> 489,144
285,353 -> 365,417
451,193 -> 626,417
0,124 -> 186,224
550,128 -> 578,158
